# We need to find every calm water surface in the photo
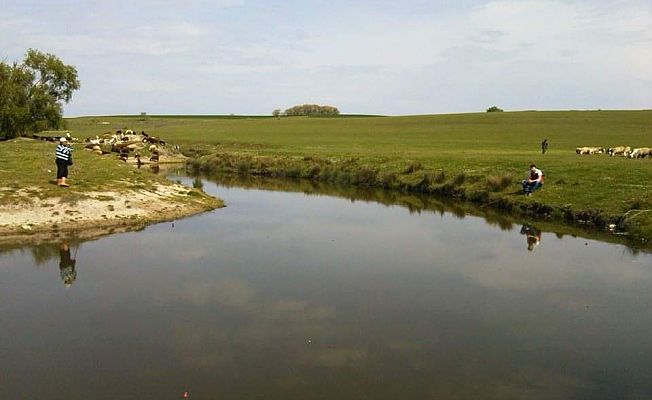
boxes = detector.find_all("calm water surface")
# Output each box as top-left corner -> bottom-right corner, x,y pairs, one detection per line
1,174 -> 651,399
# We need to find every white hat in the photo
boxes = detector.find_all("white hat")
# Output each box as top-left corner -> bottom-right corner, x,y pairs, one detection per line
60,137 -> 67,143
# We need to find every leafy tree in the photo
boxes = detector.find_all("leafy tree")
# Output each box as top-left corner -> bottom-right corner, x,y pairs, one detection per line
284,104 -> 340,117
486,106 -> 504,113
0,49 -> 80,139
272,109 -> 281,118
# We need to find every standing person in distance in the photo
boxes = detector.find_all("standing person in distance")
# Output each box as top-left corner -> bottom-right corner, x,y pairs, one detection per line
55,137 -> 73,187
541,139 -> 549,154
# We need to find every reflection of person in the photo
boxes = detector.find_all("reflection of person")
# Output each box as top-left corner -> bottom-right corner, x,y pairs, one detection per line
59,242 -> 77,287
55,137 -> 73,187
541,139 -> 548,154
520,225 -> 542,251
521,164 -> 544,196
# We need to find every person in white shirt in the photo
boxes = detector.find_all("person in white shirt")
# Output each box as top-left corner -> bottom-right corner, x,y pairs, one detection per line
522,164 -> 543,196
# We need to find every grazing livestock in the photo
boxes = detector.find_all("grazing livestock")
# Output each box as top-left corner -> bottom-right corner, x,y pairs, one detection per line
607,146 -> 631,156
576,146 -> 605,155
641,148 -> 652,158
143,136 -> 166,146
111,142 -> 128,150
119,147 -> 129,162
630,148 -> 652,158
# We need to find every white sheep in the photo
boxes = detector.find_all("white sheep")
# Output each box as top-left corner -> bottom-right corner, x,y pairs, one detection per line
631,147 -> 651,158
576,146 -> 604,155
608,146 -> 631,156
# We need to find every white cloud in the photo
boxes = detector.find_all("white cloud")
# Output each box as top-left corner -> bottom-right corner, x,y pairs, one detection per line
3,1 -> 650,114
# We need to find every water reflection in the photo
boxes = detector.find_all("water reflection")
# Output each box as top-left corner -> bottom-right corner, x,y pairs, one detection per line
520,224 -> 542,251
176,172 -> 646,252
59,242 -> 77,287
0,174 -> 651,399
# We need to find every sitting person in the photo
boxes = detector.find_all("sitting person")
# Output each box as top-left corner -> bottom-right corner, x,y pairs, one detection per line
522,164 -> 544,196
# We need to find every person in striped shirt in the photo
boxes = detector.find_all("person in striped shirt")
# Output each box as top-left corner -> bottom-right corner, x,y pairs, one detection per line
55,137 -> 73,187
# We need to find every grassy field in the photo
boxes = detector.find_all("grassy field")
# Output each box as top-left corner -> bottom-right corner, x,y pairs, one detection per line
64,111 -> 652,239
0,138 -> 219,212
0,138 -> 163,205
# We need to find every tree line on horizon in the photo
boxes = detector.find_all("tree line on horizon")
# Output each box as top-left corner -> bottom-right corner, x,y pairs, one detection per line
273,104 -> 340,118
0,49 -> 80,139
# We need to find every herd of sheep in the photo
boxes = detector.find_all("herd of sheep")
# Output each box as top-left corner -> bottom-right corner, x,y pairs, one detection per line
84,129 -> 167,163
576,146 -> 651,158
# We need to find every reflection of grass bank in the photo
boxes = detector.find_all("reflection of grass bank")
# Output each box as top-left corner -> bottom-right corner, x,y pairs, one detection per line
193,173 -> 650,252
65,111 -> 652,241
185,152 -> 652,243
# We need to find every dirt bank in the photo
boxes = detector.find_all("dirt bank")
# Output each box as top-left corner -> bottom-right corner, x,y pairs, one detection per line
0,181 -> 222,245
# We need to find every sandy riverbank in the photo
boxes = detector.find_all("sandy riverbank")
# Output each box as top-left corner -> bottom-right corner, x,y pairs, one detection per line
0,181 -> 222,245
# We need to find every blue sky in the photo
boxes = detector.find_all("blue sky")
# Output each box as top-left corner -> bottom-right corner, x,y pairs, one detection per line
1,0 -> 650,115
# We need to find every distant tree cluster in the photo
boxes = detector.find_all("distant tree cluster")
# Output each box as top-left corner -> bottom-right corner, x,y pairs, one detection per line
0,49 -> 80,139
281,104 -> 340,117
486,106 -> 504,113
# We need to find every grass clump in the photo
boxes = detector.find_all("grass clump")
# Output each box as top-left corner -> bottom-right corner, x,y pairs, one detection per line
451,173 -> 466,186
403,161 -> 422,174
433,171 -> 446,184
236,160 -> 250,175
353,166 -> 377,186
379,172 -> 397,189
305,163 -> 321,178
628,198 -> 649,210
486,174 -> 513,192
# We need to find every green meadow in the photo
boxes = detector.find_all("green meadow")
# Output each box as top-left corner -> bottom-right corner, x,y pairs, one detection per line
0,139 -> 213,207
64,110 -> 652,239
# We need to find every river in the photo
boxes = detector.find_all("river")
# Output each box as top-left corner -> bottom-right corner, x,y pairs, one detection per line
1,172 -> 650,399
